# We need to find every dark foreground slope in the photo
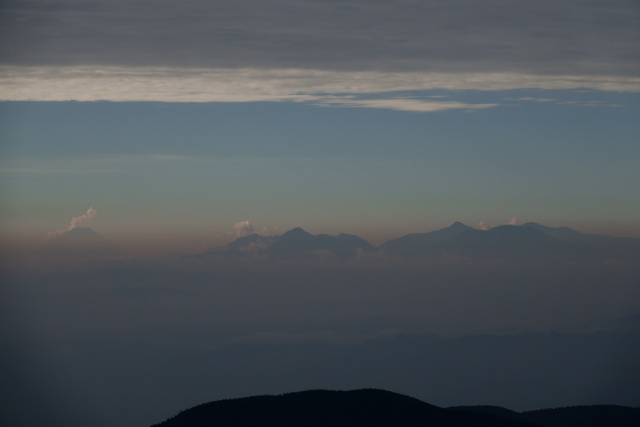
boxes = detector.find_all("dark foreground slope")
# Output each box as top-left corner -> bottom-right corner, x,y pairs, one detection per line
150,389 -> 536,427
522,405 -> 640,427
453,404 -> 640,427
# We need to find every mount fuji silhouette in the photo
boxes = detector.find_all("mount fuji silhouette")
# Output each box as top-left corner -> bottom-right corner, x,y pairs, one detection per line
42,227 -> 125,259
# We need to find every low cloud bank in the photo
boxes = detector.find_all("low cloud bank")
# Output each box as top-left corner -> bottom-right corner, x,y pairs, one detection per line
2,67 -> 639,109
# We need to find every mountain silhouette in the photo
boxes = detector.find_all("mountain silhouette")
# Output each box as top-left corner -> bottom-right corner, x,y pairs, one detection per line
199,233 -> 278,257
41,227 -> 125,259
381,222 -> 639,263
453,404 -> 640,427
150,389 -> 537,427
380,223 -> 572,262
198,227 -> 375,260
269,228 -> 375,259
197,222 -> 639,264
437,225 -> 574,262
379,221 -> 475,257
520,405 -> 640,427
520,222 -> 640,263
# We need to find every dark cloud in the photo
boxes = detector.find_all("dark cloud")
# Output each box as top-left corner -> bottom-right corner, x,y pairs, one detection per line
1,0 -> 639,76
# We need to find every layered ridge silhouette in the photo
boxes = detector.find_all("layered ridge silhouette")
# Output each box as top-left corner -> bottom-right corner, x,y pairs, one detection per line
36,222 -> 639,263
150,389 -> 640,427
196,222 -> 640,263
197,227 -> 375,260
150,389 -> 537,427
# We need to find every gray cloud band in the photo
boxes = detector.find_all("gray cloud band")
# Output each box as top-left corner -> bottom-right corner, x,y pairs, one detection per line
1,66 -> 638,109
1,0 -> 638,105
1,0 -> 638,75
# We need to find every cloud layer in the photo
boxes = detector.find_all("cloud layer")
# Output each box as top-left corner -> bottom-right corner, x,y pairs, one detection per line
2,66 -> 638,108
1,0 -> 638,104
2,0 -> 638,75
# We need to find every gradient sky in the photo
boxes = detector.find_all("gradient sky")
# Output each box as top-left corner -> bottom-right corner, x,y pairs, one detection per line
1,0 -> 639,251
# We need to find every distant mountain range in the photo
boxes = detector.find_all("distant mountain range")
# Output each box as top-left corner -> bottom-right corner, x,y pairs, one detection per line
150,389 -> 640,427
36,223 -> 639,263
197,222 -> 640,264
197,227 -> 376,260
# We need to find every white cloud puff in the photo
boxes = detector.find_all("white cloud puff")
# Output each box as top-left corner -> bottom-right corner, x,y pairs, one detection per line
233,220 -> 255,237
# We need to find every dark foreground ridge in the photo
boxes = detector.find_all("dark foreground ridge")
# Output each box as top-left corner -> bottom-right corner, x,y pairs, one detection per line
453,404 -> 640,427
149,389 -> 533,426
149,388 -> 639,427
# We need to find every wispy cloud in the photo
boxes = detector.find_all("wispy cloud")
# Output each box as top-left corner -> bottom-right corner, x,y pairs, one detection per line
516,97 -> 556,103
313,96 -> 498,112
511,96 -> 623,108
0,167 -> 105,175
0,154 -> 198,175
96,154 -> 198,163
0,155 -> 439,177
556,100 -> 622,108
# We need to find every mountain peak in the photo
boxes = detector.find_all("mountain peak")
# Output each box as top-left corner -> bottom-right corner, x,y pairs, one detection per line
282,227 -> 311,237
488,224 -> 538,234
266,228 -> 375,259
59,226 -> 100,238
521,221 -> 543,227
449,221 -> 470,229
520,222 -> 547,231
43,227 -> 125,259
52,227 -> 108,243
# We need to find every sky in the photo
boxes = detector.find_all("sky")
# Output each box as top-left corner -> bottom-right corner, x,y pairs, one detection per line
2,2 -> 640,426
1,0 -> 639,252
